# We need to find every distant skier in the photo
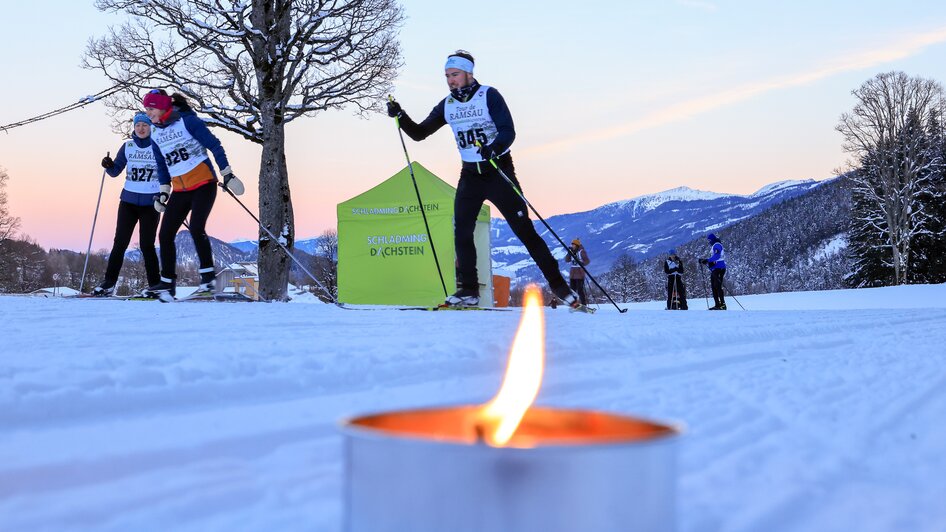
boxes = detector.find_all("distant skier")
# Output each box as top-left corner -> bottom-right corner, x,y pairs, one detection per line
140,89 -> 244,299
565,238 -> 591,305
664,248 -> 688,310
699,233 -> 727,310
386,50 -> 580,309
92,112 -> 161,297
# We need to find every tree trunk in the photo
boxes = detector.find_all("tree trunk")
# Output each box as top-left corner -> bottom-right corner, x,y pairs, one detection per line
253,0 -> 293,301
258,107 -> 294,301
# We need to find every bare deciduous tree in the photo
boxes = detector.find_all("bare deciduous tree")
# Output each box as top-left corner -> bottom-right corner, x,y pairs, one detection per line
84,0 -> 404,300
600,254 -> 646,303
836,71 -> 946,284
0,166 -> 21,241
313,229 -> 338,299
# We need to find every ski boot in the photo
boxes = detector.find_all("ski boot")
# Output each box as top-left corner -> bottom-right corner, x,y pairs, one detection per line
146,278 -> 176,303
442,287 -> 479,308
196,270 -> 216,295
554,286 -> 595,314
91,282 -> 115,297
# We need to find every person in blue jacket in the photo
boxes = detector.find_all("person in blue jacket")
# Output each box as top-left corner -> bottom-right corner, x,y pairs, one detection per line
93,112 -> 161,296
141,89 -> 244,299
386,50 -> 579,309
699,233 -> 727,310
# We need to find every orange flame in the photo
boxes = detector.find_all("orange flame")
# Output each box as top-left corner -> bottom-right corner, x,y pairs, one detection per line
478,284 -> 545,446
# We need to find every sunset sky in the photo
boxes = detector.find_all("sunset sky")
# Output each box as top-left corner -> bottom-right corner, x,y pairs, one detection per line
3,1 -> 946,251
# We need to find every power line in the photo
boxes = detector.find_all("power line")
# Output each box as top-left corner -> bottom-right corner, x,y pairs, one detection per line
0,41 -> 203,133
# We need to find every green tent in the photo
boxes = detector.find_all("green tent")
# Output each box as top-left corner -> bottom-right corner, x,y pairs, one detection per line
337,162 -> 492,306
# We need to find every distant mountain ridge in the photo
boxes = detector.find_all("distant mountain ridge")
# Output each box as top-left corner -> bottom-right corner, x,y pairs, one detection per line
632,176 -> 853,300
228,238 -> 322,255
490,179 -> 823,281
126,232 -> 247,269
602,186 -> 731,215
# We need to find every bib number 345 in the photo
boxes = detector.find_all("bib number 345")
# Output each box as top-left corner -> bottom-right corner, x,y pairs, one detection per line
456,128 -> 487,149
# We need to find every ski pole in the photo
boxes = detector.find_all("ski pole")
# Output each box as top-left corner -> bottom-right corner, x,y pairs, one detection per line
389,95 -> 449,299
476,142 -> 627,313
723,279 -> 747,311
701,265 -> 710,309
79,152 -> 109,293
219,184 -> 337,303
671,275 -> 679,310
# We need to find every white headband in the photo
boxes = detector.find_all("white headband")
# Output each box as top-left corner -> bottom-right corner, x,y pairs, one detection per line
445,56 -> 474,74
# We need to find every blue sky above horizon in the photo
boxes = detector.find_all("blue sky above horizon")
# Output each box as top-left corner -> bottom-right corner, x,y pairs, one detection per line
2,1 -> 946,250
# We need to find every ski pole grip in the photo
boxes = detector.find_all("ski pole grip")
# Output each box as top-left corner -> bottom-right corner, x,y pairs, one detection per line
474,141 -> 500,169
387,94 -> 402,126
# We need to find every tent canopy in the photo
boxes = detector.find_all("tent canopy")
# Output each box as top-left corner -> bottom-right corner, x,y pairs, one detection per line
337,162 -> 491,306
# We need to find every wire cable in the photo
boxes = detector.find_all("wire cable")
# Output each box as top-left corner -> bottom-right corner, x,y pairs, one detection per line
1,41 -> 203,133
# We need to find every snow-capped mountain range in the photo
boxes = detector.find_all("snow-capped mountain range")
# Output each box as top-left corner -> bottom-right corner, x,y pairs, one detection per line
490,180 -> 822,280
230,238 -> 322,255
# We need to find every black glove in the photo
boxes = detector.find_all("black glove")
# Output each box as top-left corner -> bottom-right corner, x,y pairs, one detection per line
477,144 -> 498,161
698,258 -> 707,265
101,155 -> 114,169
708,261 -> 716,267
386,100 -> 402,118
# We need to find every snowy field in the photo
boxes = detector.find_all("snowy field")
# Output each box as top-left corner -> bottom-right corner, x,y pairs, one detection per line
2,284 -> 946,532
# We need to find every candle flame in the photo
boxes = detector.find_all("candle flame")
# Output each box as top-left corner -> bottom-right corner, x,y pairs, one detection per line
479,285 -> 545,446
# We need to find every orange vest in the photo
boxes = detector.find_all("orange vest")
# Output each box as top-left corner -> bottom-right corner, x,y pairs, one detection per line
172,162 -> 216,192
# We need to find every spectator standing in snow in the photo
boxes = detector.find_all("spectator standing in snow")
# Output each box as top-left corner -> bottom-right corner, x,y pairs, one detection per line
664,248 -> 688,310
386,50 -> 580,308
92,112 -> 161,297
141,89 -> 244,299
565,238 -> 591,305
699,233 -> 727,310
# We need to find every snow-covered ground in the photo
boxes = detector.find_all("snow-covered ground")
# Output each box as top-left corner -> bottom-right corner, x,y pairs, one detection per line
2,284 -> 946,532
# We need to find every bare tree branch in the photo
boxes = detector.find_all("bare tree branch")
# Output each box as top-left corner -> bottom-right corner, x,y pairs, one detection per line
84,0 -> 404,300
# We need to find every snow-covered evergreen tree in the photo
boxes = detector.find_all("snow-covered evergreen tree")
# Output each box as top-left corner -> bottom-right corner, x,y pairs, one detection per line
600,254 -> 647,302
911,109 -> 946,283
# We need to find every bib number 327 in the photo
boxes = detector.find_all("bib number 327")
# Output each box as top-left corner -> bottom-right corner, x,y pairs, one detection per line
129,168 -> 155,182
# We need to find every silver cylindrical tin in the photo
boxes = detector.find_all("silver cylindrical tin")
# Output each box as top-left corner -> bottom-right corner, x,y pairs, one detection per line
342,405 -> 679,532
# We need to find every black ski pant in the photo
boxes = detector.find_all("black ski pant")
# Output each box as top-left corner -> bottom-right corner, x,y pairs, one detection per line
159,182 -> 216,280
570,278 -> 587,305
711,268 -> 726,308
454,156 -> 567,293
666,274 -> 688,309
104,200 -> 160,287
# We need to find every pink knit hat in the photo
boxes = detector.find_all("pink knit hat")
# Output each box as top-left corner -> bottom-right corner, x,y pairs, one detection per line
142,90 -> 172,111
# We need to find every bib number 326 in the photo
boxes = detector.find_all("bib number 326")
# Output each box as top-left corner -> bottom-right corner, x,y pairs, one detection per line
164,147 -> 190,166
